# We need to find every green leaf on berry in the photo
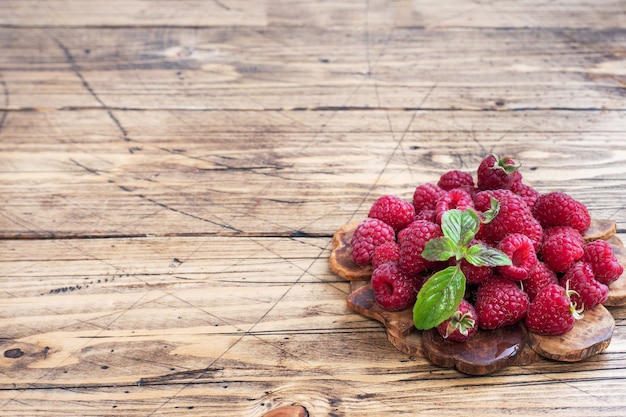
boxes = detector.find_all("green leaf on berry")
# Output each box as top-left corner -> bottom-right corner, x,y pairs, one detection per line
465,243 -> 512,267
493,153 -> 521,174
421,236 -> 457,261
413,266 -> 466,330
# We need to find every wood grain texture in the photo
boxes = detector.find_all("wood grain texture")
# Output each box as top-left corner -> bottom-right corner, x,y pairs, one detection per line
1,27 -> 624,110
2,0 -> 626,416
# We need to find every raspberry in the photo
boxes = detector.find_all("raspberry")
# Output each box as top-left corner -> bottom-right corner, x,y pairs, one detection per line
414,209 -> 437,223
413,183 -> 446,214
437,170 -> 474,191
372,241 -> 400,270
474,190 -> 543,250
561,262 -> 608,310
461,258 -> 493,285
436,299 -> 478,342
511,181 -> 539,210
497,233 -> 538,281
475,277 -> 529,329
368,194 -> 415,233
477,154 -> 522,191
583,240 -> 624,285
435,188 -> 474,224
371,262 -> 422,311
398,220 -> 442,275
542,226 -> 584,246
525,284 -> 578,335
524,261 -> 558,301
532,192 -> 591,234
541,229 -> 584,273
350,218 -> 396,265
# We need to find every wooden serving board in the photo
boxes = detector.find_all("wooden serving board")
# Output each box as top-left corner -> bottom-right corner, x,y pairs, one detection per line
332,219 -> 625,375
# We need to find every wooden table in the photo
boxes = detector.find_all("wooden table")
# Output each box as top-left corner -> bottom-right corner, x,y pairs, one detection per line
1,1 -> 625,415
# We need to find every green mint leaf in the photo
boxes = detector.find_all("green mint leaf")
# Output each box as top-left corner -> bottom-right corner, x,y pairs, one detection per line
465,244 -> 512,267
422,236 -> 457,261
441,209 -> 480,248
459,209 -> 481,247
413,266 -> 466,330
441,209 -> 463,243
481,197 -> 500,224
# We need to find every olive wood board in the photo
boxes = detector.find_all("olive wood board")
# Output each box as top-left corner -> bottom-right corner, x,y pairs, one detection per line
333,218 -> 624,375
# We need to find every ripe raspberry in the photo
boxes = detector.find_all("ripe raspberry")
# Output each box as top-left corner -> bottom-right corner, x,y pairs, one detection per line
477,154 -> 522,191
413,183 -> 446,214
371,262 -> 422,311
561,262 -> 608,309
511,181 -> 539,210
475,277 -> 530,330
524,261 -> 558,301
435,188 -> 474,224
474,190 -> 543,250
368,194 -> 415,233
525,284 -> 579,335
437,170 -> 474,191
414,209 -> 437,223
541,229 -> 584,273
350,218 -> 396,265
583,240 -> 624,285
436,299 -> 478,342
542,226 -> 584,246
398,220 -> 442,275
461,258 -> 494,285
532,192 -> 591,234
372,241 -> 400,270
497,233 -> 538,281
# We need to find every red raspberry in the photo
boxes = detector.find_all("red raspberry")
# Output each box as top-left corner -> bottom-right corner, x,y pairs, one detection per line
414,209 -> 437,223
461,258 -> 494,285
413,183 -> 446,214
398,220 -> 442,275
474,190 -> 543,250
541,229 -> 584,273
524,261 -> 558,301
473,189 -> 517,211
532,192 -> 591,234
475,277 -> 529,329
436,299 -> 478,342
525,284 -> 578,335
511,181 -> 539,210
368,195 -> 415,233
477,154 -> 522,191
497,233 -> 538,281
372,241 -> 400,270
437,170 -> 474,191
583,240 -> 624,285
435,188 -> 474,224
542,226 -> 584,246
371,262 -> 422,311
561,262 -> 608,309
350,218 -> 396,265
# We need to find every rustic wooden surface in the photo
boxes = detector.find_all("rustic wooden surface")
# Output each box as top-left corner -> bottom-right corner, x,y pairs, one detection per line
1,1 -> 625,415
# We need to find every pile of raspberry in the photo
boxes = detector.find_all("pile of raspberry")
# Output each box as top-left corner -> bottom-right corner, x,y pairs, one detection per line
350,154 -> 623,341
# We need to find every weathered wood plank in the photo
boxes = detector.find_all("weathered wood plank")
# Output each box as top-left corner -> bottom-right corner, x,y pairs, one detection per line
268,0 -> 626,29
0,0 -> 267,27
1,27 -> 624,110
2,0 -> 624,30
1,109 -> 625,238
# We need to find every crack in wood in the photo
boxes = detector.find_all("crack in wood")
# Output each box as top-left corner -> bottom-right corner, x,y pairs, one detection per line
54,38 -> 131,141
0,75 -> 8,132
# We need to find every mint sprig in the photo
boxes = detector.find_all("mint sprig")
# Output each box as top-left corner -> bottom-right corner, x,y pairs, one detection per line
413,209 -> 512,330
